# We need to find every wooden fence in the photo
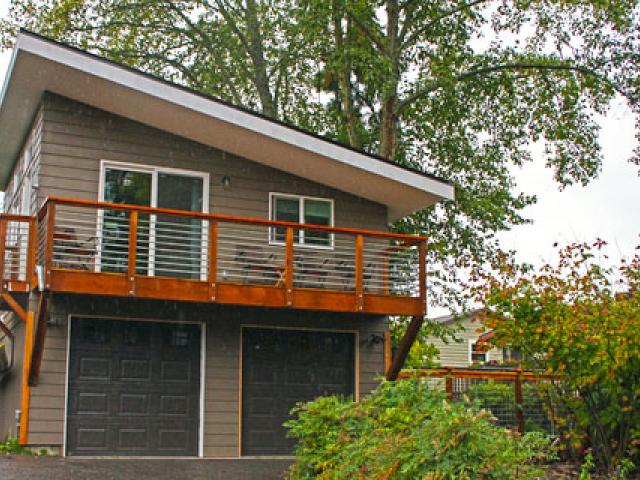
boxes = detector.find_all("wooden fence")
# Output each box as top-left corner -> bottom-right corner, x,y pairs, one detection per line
398,367 -> 559,434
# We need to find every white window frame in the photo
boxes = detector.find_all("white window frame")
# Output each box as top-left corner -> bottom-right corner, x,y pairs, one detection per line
98,160 -> 210,279
469,339 -> 489,365
268,192 -> 335,250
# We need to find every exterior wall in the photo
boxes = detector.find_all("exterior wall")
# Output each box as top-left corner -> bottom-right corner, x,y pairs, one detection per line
426,317 -> 503,368
3,105 -> 42,215
36,93 -> 387,231
0,314 -> 24,440
27,295 -> 387,455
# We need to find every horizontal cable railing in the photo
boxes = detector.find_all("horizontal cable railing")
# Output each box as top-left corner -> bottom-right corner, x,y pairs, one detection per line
0,215 -> 36,289
4,197 -> 427,311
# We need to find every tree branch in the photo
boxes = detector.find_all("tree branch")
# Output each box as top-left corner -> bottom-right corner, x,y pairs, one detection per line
402,0 -> 494,48
397,61 -> 624,114
345,8 -> 387,55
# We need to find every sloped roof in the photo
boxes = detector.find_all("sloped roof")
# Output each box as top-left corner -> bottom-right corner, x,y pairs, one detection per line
0,30 -> 454,221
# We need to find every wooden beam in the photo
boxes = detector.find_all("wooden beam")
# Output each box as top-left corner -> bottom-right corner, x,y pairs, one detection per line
386,315 -> 424,381
26,218 -> 37,290
0,219 -> 6,290
515,368 -> 525,433
1,293 -> 28,323
127,211 -> 138,296
28,293 -> 50,386
383,331 -> 392,377
19,310 -> 34,445
355,234 -> 364,311
42,197 -> 426,242
418,240 -> 427,314
0,316 -> 13,340
44,203 -> 56,289
208,221 -> 218,301
285,227 -> 294,307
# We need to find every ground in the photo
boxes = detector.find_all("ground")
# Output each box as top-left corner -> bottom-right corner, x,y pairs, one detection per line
0,455 -> 292,480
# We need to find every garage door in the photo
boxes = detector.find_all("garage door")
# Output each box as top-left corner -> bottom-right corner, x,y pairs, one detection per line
242,328 -> 355,455
66,318 -> 201,456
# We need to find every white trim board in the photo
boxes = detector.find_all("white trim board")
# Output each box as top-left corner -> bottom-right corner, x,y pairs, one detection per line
0,32 -> 454,222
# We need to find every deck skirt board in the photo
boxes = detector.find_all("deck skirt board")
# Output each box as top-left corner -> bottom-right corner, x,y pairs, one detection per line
46,270 -> 423,315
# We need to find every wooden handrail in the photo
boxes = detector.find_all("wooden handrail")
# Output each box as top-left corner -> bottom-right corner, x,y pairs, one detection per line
0,214 -> 35,222
39,196 -> 427,243
398,367 -> 559,382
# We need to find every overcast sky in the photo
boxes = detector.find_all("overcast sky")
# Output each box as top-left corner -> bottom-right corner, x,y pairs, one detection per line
1,0 -> 638,276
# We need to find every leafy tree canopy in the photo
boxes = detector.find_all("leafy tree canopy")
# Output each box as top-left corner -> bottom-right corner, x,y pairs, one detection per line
468,240 -> 640,472
2,0 -> 639,307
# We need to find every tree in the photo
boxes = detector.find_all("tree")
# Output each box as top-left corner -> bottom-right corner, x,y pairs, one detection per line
2,0 -> 639,308
468,240 -> 640,473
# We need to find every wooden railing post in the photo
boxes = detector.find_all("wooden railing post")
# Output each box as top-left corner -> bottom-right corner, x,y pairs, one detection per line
418,240 -> 427,314
383,331 -> 392,377
26,218 -> 37,288
515,368 -> 525,433
208,220 -> 218,301
355,234 -> 364,311
127,211 -> 138,296
44,203 -> 56,290
285,227 -> 294,307
445,367 -> 454,401
0,219 -> 7,291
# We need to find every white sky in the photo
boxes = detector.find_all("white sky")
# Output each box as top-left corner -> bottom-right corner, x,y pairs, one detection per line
0,0 -> 638,286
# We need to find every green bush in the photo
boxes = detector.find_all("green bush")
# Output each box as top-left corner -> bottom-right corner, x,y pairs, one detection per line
0,438 -> 32,455
285,379 -> 554,479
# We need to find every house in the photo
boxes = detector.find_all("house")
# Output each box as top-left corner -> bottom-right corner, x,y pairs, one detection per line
426,313 -> 506,367
0,31 -> 453,458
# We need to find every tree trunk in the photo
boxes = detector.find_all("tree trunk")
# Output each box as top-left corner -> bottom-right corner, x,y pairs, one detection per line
378,0 -> 400,160
333,2 -> 361,148
245,0 -> 277,118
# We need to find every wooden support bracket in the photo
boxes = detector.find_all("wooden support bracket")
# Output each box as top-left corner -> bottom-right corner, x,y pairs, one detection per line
29,293 -> 50,386
385,315 -> 424,381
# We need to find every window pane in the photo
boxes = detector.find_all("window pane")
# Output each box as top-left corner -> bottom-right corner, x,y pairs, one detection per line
155,173 -> 204,279
272,196 -> 300,243
304,199 -> 331,246
102,168 -> 152,274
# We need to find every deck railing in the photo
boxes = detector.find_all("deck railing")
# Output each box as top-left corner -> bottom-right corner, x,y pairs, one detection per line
3,197 -> 427,315
0,214 -> 36,292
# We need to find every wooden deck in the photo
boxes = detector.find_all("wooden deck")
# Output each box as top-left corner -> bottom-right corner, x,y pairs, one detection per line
1,197 -> 427,316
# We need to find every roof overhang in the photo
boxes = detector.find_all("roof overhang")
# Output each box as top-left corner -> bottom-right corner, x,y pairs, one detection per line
0,32 -> 454,221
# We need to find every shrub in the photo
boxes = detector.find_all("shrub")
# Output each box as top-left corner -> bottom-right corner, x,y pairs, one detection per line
0,438 -> 32,455
469,241 -> 640,474
285,379 -> 554,479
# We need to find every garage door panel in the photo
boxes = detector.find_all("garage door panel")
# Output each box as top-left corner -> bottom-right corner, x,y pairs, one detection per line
67,318 -> 201,456
242,328 -> 355,456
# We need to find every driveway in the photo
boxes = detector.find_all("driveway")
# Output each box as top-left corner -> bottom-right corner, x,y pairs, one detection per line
0,455 -> 292,480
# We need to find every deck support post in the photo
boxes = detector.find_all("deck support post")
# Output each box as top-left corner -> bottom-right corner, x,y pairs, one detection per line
19,310 -> 35,445
385,315 -> 424,381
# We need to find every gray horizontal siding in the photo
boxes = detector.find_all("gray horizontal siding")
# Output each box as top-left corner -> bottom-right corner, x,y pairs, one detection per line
38,94 -> 387,230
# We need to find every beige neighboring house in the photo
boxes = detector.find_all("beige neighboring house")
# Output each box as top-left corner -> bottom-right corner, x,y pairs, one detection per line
426,312 -> 505,367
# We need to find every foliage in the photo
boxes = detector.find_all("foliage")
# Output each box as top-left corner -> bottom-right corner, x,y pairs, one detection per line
468,240 -> 640,474
285,379 -> 554,479
3,1 -> 640,308
0,437 -> 32,455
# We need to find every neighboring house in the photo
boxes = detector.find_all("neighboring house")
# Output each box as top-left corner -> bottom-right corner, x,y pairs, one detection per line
0,31 -> 453,458
426,313 -> 506,367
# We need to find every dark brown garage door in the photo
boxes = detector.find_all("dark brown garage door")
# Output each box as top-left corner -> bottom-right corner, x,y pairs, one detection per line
67,318 -> 201,456
242,328 -> 355,456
